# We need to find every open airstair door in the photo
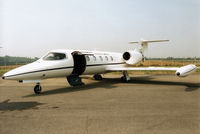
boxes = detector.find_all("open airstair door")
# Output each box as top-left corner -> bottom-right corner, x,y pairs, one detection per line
71,51 -> 86,75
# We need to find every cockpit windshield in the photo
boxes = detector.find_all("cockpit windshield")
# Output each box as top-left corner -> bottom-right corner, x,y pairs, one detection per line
43,52 -> 67,61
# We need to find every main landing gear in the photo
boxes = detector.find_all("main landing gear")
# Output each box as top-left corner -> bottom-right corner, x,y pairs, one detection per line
34,83 -> 42,94
121,71 -> 131,82
67,75 -> 84,86
93,74 -> 103,80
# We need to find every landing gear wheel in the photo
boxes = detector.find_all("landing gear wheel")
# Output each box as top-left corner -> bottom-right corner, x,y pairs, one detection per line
121,71 -> 131,82
93,74 -> 103,80
121,76 -> 128,82
67,75 -> 84,87
34,84 -> 42,94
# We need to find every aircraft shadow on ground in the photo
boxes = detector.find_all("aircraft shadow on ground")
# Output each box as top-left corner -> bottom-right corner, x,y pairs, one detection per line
23,78 -> 122,98
0,99 -> 44,111
130,78 -> 200,92
23,76 -> 200,97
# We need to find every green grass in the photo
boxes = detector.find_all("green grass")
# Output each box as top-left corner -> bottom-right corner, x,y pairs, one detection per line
0,65 -> 21,76
0,69 -> 10,76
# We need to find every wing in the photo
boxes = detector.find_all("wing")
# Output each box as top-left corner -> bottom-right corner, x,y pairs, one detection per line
107,66 -> 179,71
106,64 -> 197,77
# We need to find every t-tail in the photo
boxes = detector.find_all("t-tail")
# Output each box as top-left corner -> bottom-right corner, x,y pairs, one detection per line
122,39 -> 169,65
129,39 -> 169,54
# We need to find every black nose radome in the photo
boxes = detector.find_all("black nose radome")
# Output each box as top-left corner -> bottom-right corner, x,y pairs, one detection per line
2,76 -> 5,79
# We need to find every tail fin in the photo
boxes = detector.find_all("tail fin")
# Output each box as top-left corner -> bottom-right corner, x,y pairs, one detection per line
129,39 -> 169,54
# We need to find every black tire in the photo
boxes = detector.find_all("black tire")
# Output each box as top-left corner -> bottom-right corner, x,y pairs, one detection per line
120,76 -> 128,82
94,74 -> 103,80
67,75 -> 84,86
34,84 -> 42,94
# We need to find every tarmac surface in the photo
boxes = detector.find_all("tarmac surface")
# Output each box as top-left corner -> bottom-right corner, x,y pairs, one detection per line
0,74 -> 200,134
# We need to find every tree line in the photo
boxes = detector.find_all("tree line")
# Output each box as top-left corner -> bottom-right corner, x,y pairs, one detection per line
0,56 -> 39,66
146,57 -> 200,60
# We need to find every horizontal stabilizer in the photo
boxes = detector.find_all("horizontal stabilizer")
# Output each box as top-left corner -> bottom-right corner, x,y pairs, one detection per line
128,39 -> 169,55
129,40 -> 169,44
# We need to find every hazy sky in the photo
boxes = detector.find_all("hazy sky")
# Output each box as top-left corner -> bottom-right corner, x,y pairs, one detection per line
1,0 -> 200,58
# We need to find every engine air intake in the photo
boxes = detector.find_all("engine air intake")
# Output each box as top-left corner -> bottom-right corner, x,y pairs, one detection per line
123,52 -> 131,60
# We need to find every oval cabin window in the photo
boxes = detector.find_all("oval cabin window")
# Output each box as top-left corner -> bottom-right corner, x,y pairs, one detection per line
105,56 -> 109,61
110,56 -> 114,61
86,56 -> 90,61
99,56 -> 103,61
93,56 -> 96,61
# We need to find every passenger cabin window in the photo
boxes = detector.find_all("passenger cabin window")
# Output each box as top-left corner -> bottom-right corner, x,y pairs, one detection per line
105,56 -> 109,61
99,56 -> 103,61
86,56 -> 90,61
93,56 -> 96,61
43,53 -> 66,61
110,56 -> 114,61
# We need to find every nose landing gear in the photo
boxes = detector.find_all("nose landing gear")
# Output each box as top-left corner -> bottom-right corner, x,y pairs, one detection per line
34,83 -> 42,94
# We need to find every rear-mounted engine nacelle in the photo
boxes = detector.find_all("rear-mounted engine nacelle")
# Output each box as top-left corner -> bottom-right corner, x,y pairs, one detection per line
176,64 -> 197,77
123,50 -> 143,65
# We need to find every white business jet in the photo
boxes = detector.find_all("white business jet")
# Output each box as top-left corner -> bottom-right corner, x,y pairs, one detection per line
2,40 -> 197,94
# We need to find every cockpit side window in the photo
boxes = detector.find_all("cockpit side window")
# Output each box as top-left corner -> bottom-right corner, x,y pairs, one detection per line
43,53 -> 67,61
